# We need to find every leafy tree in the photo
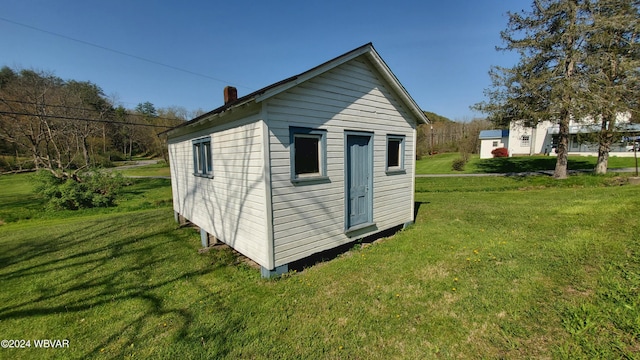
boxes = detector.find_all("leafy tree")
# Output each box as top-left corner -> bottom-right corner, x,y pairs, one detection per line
474,0 -> 592,179
0,66 -> 189,174
32,169 -> 126,210
134,101 -> 163,159
156,106 -> 188,162
417,111 -> 493,158
0,68 -> 122,178
111,105 -> 132,160
476,0 -> 639,178
583,0 -> 640,174
135,101 -> 157,117
62,80 -> 112,167
0,66 -> 17,89
0,69 -> 69,176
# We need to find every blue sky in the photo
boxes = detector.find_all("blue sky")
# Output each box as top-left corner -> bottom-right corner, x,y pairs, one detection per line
1,0 -> 532,121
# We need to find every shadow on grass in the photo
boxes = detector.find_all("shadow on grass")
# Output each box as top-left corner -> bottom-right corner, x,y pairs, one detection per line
0,175 -> 43,223
288,225 -> 404,273
0,176 -> 171,224
0,198 -> 44,223
288,204 -> 424,273
0,210 -> 240,359
475,157 -> 594,174
120,178 -> 172,195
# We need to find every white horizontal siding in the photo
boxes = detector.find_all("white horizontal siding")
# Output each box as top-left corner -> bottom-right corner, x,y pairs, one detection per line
271,186 -> 344,203
266,57 -> 417,266
275,227 -> 346,254
168,118 -> 270,267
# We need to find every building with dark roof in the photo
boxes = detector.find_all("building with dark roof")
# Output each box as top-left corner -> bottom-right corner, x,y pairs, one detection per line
164,43 -> 428,277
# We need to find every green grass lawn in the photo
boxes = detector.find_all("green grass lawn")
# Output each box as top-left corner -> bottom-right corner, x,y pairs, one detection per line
0,173 -> 638,358
111,161 -> 171,178
416,153 -> 639,174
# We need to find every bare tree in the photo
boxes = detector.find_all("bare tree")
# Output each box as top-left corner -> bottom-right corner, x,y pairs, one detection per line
0,68 -> 113,180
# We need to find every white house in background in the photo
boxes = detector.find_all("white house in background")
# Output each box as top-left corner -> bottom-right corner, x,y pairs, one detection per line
479,116 -> 640,159
165,43 -> 428,277
507,120 -> 556,156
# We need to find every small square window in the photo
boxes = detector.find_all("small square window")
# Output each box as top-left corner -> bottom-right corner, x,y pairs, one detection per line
193,137 -> 212,177
290,127 -> 327,182
521,135 -> 530,147
386,135 -> 405,174
492,141 -> 499,147
294,135 -> 320,176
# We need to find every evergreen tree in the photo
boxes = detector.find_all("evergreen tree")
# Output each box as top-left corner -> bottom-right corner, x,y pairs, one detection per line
475,0 -> 592,179
584,0 -> 640,174
476,0 -> 639,177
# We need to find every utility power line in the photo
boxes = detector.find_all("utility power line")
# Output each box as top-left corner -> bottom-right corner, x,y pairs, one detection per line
0,110 -> 176,129
2,98 -> 188,123
0,16 -> 255,91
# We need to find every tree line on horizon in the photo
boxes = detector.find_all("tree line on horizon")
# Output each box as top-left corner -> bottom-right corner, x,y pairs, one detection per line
0,66 -> 206,178
0,65 -> 492,177
417,112 -> 492,159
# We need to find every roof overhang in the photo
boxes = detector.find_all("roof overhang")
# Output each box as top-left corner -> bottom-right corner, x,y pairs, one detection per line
164,100 -> 259,139
163,43 -> 428,138
254,44 -> 428,125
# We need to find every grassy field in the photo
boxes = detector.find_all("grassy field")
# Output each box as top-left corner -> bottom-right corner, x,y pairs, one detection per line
0,172 -> 639,358
416,153 -> 639,174
111,161 -> 171,178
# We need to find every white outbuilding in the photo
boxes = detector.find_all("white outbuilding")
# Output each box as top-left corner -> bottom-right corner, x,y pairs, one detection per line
165,43 -> 428,277
478,129 -> 510,159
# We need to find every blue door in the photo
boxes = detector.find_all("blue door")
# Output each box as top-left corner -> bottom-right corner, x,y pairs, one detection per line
346,134 -> 372,228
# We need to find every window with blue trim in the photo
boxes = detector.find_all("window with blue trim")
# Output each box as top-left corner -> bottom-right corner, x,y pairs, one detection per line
386,135 -> 405,173
193,137 -> 212,177
289,127 -> 327,182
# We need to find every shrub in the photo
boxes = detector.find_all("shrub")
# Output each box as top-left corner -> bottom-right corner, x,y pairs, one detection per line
491,147 -> 509,158
107,152 -> 126,162
32,170 -> 126,210
93,155 -> 114,168
451,158 -> 467,171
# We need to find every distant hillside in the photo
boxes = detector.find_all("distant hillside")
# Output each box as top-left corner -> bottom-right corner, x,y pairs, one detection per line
417,111 -> 492,158
423,111 -> 453,124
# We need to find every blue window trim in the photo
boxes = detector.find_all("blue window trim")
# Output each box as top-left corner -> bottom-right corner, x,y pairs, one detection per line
289,127 -> 328,184
192,136 -> 213,178
386,134 -> 406,174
